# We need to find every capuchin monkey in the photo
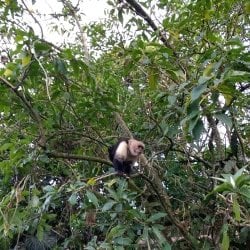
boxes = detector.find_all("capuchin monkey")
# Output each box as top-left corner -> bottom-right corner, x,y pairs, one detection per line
108,138 -> 145,176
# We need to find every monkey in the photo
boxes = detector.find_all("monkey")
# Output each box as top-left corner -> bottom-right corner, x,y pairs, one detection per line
108,138 -> 145,176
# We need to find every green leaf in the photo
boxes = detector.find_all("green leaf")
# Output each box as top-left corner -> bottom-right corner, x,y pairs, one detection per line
30,195 -> 40,207
145,45 -> 158,53
245,2 -> 250,13
43,185 -> 55,193
3,68 -> 13,77
114,237 -> 132,246
22,55 -> 31,67
239,186 -> 250,205
142,226 -> 149,239
198,76 -> 212,85
220,173 -> 232,181
214,113 -> 232,128
232,196 -> 241,221
0,143 -> 13,151
147,212 -> 167,223
203,63 -> 214,77
36,224 -> 44,241
54,58 -> 67,74
234,166 -> 247,180
217,82 -> 236,96
162,244 -> 172,250
168,95 -> 176,106
127,209 -> 145,220
213,182 -> 233,192
229,176 -> 236,188
225,70 -> 250,83
102,200 -> 117,212
68,193 -> 78,205
34,41 -> 51,53
205,182 -> 233,202
239,186 -> 250,199
152,225 -> 164,241
99,242 -> 112,249
118,9 -> 123,24
188,115 -> 199,133
87,178 -> 96,186
191,83 -> 207,101
86,190 -> 99,207
38,154 -> 50,163
105,187 -> 119,201
107,225 -> 126,240
221,225 -> 230,250
152,225 -> 170,248
165,69 -> 179,81
236,175 -> 250,188
148,67 -> 158,90
192,118 -> 204,140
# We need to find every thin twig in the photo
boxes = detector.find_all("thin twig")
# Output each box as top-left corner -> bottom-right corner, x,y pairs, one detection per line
21,0 -> 44,38
32,40 -> 52,100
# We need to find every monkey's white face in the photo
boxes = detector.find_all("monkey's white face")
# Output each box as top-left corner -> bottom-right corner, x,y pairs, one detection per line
128,139 -> 145,157
135,145 -> 144,155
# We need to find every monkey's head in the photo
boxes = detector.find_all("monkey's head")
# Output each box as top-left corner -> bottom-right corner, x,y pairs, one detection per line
128,139 -> 145,157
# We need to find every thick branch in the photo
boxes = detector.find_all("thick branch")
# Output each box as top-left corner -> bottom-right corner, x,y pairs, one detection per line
47,151 -> 112,166
114,112 -> 133,138
206,114 -> 224,160
125,0 -> 174,53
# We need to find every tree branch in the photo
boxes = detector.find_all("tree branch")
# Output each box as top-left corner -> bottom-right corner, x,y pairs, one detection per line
47,151 -> 112,166
206,114 -> 224,160
172,148 -> 213,168
0,76 -> 46,147
21,0 -> 44,39
62,0 -> 89,61
125,0 -> 174,53
124,0 -> 187,76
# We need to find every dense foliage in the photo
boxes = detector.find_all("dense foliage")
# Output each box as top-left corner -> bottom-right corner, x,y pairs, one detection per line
0,0 -> 249,249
